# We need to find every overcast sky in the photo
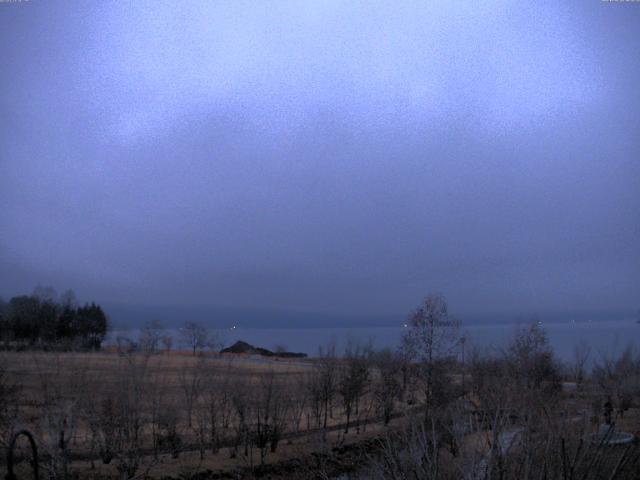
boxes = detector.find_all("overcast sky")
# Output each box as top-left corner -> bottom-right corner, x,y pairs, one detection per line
1,1 -> 638,322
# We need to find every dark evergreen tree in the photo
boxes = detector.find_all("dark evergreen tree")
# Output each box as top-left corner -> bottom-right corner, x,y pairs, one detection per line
0,289 -> 109,350
7,295 -> 41,345
56,306 -> 78,345
76,303 -> 108,349
0,297 -> 7,341
38,298 -> 60,343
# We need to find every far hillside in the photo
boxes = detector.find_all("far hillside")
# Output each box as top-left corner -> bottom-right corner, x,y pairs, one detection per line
221,340 -> 307,358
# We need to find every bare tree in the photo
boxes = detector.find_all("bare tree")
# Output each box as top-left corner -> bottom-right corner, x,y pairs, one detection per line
139,319 -> 164,354
593,344 -> 640,421
146,359 -> 170,459
92,355 -> 157,479
402,293 -> 460,419
201,364 -> 233,454
230,377 -> 251,459
367,417 -> 447,480
572,339 -> 591,389
251,370 -> 289,464
372,348 -> 402,425
505,323 -> 561,394
307,368 -> 324,429
32,285 -> 58,303
180,321 -> 210,355
288,375 -> 308,434
369,337 -> 640,480
338,341 -> 371,433
59,289 -> 77,309
161,334 -> 173,354
116,335 -> 138,355
179,357 -> 206,428
0,357 -> 19,449
156,402 -> 182,459
33,353 -> 84,479
78,370 -> 104,471
313,342 -> 338,434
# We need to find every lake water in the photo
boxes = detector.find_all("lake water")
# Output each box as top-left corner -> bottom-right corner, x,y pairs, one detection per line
109,320 -> 639,362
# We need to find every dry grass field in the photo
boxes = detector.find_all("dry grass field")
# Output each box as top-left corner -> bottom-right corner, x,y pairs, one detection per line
0,349 -> 406,479
1,338 -> 639,480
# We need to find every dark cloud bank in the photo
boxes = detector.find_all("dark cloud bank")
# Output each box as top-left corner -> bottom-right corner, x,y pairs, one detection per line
1,1 -> 638,328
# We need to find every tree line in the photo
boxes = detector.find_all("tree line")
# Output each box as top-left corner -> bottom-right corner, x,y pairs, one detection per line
0,287 -> 108,350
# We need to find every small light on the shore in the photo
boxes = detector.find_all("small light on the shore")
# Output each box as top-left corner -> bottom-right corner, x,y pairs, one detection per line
403,323 -> 408,328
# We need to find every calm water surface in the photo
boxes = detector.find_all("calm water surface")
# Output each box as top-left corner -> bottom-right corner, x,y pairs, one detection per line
110,320 -> 639,362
